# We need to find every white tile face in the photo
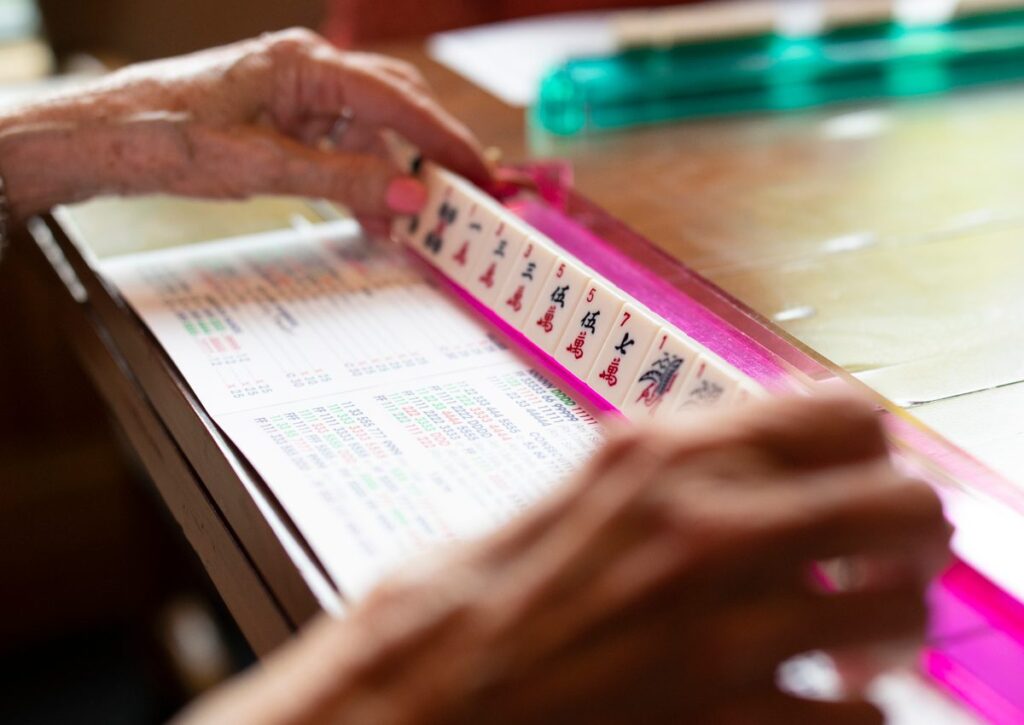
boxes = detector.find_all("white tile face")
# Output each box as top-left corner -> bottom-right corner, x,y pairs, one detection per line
585,304 -> 661,406
668,354 -> 743,415
408,180 -> 461,265
495,237 -> 559,328
464,219 -> 528,305
618,329 -> 700,421
411,168 -> 454,248
552,280 -> 625,378
434,194 -> 496,284
523,258 -> 590,352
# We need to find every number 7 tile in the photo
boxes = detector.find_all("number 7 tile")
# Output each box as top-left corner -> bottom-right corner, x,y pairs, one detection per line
585,304 -> 661,406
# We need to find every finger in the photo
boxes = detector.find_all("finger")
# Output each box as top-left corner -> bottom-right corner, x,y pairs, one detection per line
323,51 -> 493,185
773,470 -> 950,573
728,391 -> 890,471
832,641 -> 919,696
353,52 -> 436,95
704,585 -> 927,688
178,124 -> 427,217
648,457 -> 948,591
714,691 -> 883,725
819,538 -> 953,600
627,393 -> 891,494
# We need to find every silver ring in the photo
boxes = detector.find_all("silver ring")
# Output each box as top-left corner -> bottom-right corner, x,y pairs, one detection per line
327,107 -> 356,147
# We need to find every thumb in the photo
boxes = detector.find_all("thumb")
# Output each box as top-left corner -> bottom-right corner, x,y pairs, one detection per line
180,124 -> 428,217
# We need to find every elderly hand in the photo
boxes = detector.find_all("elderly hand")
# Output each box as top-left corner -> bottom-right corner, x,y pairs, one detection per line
180,392 -> 950,725
0,29 -> 490,222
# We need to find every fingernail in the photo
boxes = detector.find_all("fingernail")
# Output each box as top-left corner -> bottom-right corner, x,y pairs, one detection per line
386,176 -> 428,215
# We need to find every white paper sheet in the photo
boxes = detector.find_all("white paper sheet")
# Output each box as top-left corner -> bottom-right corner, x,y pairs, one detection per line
427,12 -> 617,107
100,221 -> 604,599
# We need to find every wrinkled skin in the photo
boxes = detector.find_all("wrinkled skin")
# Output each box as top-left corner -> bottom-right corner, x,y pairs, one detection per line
180,393 -> 950,725
0,29 -> 490,223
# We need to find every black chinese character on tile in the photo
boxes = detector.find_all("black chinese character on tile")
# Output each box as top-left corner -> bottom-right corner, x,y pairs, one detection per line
424,232 -> 443,255
580,310 -> 600,333
614,332 -> 635,355
438,202 -> 458,225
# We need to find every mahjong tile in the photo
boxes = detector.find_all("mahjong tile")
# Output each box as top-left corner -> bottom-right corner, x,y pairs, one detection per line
522,258 -> 590,352
410,180 -> 462,265
400,166 -> 447,250
667,354 -> 743,415
585,304 -> 661,406
618,328 -> 700,421
433,193 -> 496,284
495,238 -> 559,328
464,219 -> 528,305
553,280 -> 625,378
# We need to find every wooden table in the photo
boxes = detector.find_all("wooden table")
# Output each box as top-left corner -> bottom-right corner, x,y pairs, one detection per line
19,38 -> 1022,685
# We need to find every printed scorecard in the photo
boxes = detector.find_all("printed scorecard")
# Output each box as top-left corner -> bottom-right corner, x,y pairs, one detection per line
101,221 -> 604,599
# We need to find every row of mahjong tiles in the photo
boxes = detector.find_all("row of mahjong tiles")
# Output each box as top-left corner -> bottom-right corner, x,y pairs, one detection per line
399,164 -> 765,419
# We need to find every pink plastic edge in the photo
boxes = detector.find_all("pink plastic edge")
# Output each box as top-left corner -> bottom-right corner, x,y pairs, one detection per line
921,563 -> 1024,723
923,649 -> 1022,725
